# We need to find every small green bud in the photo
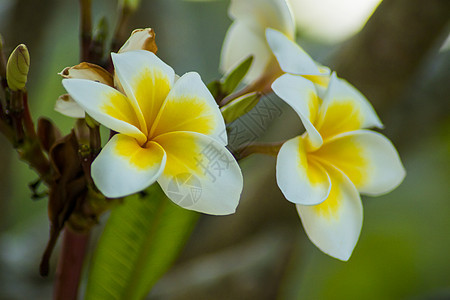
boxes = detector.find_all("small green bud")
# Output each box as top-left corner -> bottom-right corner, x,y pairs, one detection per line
6,44 -> 30,91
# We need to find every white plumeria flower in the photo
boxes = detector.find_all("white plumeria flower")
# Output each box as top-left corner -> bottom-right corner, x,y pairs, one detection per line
272,72 -> 406,260
62,50 -> 243,215
220,0 -> 295,84
266,28 -> 331,89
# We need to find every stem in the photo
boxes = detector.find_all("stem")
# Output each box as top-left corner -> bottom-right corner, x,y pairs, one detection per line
79,0 -> 92,61
53,228 -> 90,300
111,5 -> 133,52
235,141 -> 283,161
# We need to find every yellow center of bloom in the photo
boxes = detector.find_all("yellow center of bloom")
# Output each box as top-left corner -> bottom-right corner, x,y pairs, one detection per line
316,100 -> 363,140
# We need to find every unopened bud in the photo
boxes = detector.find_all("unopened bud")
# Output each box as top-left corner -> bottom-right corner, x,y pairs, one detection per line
6,44 -> 30,91
118,28 -> 157,54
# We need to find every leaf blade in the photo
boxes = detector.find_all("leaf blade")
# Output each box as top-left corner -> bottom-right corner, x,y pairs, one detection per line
85,184 -> 198,300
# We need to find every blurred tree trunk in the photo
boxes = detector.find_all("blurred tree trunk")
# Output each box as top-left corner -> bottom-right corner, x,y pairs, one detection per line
332,0 -> 450,113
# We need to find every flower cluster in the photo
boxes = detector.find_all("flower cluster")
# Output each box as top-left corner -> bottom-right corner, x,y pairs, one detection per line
220,0 -> 405,259
58,0 -> 405,261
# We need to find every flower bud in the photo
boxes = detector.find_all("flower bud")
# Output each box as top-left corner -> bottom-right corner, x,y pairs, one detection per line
59,62 -> 114,86
118,28 -> 157,54
6,44 -> 30,91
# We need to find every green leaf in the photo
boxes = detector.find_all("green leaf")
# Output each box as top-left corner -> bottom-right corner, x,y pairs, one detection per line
221,55 -> 253,95
207,80 -> 222,99
220,92 -> 261,124
85,184 -> 199,300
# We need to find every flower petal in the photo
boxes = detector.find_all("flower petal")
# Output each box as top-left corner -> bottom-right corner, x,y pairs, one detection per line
220,21 -> 272,83
229,0 -> 295,37
91,134 -> 166,198
59,62 -> 114,86
150,72 -> 227,145
313,130 -> 406,196
112,50 -> 175,135
154,131 -> 243,215
118,28 -> 158,54
62,79 -> 146,144
296,164 -> 363,261
316,73 -> 383,140
266,28 -> 323,76
276,136 -> 330,205
272,74 -> 323,149
55,94 -> 85,118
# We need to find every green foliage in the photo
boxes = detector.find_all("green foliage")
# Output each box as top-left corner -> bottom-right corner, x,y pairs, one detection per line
221,55 -> 253,96
220,92 -> 261,124
85,184 -> 199,300
207,55 -> 253,101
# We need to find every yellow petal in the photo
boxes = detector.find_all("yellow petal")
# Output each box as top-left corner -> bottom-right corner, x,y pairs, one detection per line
150,72 -> 226,145
296,164 -> 363,261
312,130 -> 406,195
91,134 -> 166,198
111,51 -> 175,136
315,73 -> 382,140
276,136 -> 330,205
62,78 -> 146,144
154,131 -> 243,215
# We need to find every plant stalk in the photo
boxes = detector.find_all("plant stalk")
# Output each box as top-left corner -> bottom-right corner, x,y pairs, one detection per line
53,228 -> 90,300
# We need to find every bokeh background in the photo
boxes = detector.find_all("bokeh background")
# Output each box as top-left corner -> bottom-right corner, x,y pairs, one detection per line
0,0 -> 449,299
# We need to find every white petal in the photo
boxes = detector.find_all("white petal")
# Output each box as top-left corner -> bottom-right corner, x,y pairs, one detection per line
314,129 -> 406,196
229,0 -> 295,37
91,134 -> 166,198
316,73 -> 383,140
220,21 -> 272,84
62,79 -> 146,144
55,94 -> 85,118
276,136 -> 330,205
154,131 -> 243,215
150,72 -> 227,145
297,164 -> 363,261
272,74 -> 323,149
112,50 -> 175,133
266,28 -> 321,75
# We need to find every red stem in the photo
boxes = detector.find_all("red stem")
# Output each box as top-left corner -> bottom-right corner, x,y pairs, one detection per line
53,228 -> 90,300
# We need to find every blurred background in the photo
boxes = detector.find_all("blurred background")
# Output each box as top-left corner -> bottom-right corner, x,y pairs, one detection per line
0,0 -> 449,299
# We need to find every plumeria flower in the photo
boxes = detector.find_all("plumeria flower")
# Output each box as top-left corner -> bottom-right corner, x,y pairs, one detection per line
266,28 -> 331,90
272,72 -> 406,260
220,0 -> 295,84
62,50 -> 243,215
